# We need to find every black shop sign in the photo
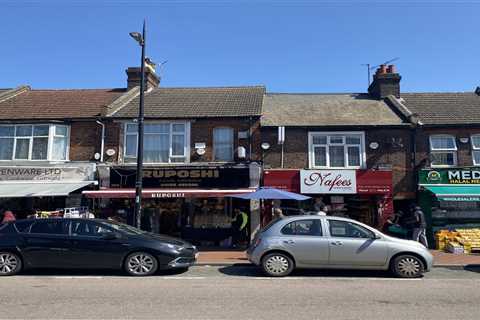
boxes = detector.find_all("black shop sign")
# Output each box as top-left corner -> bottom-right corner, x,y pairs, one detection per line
110,167 -> 250,188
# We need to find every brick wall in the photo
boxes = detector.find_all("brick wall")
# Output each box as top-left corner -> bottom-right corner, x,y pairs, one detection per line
261,126 -> 414,196
415,127 -> 480,168
69,120 -> 120,162
69,121 -> 100,161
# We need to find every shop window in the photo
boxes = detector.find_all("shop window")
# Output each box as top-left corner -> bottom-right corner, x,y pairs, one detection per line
281,219 -> 322,236
429,135 -> 457,167
471,135 -> 480,166
308,132 -> 365,169
124,122 -> 190,163
328,220 -> 374,239
0,124 -> 69,161
213,127 -> 234,161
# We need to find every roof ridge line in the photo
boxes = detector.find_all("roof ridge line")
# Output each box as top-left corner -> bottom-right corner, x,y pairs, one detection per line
105,87 -> 141,117
0,86 -> 30,103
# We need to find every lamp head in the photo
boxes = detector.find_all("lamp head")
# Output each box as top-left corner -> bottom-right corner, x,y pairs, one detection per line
129,32 -> 143,45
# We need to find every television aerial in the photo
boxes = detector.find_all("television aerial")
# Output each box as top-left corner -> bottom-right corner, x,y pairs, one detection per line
361,57 -> 399,86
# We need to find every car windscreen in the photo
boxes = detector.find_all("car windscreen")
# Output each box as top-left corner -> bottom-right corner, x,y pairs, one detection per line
101,220 -> 145,235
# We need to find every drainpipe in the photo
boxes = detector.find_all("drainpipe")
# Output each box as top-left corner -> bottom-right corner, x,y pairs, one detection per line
96,120 -> 105,162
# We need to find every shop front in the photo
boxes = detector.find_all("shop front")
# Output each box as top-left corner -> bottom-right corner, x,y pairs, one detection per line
419,167 -> 480,246
83,165 -> 259,246
0,163 -> 97,218
263,169 -> 393,228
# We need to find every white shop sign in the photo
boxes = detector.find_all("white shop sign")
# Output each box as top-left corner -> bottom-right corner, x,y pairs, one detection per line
300,170 -> 357,194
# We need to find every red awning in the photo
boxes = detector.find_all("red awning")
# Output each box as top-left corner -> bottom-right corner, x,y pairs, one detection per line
82,188 -> 256,199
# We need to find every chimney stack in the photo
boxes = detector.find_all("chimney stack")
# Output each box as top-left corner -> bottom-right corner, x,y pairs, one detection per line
126,65 -> 160,90
368,64 -> 401,99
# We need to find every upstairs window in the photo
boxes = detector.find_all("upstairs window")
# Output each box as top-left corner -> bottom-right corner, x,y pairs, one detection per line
0,124 -> 69,161
309,132 -> 365,169
430,135 -> 457,167
213,127 -> 234,161
124,122 -> 189,163
471,135 -> 480,166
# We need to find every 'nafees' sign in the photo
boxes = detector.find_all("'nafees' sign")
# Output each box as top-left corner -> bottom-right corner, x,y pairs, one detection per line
300,170 -> 357,194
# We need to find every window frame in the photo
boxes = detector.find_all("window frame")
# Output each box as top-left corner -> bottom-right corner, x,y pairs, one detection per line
308,131 -> 366,169
429,134 -> 457,168
71,220 -> 117,238
123,121 -> 191,164
471,134 -> 480,166
0,124 -> 70,162
213,127 -> 234,162
29,220 -> 71,236
327,219 -> 375,239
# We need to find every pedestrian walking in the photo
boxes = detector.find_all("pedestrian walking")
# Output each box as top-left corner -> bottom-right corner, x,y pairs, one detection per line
272,207 -> 285,220
412,206 -> 428,247
314,205 -> 328,216
231,208 -> 249,248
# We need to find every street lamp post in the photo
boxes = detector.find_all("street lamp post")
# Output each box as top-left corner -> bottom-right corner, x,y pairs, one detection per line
130,21 -> 146,229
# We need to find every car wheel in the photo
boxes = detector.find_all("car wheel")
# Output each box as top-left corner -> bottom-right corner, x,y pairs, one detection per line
391,254 -> 424,278
261,252 -> 294,277
0,252 -> 22,276
124,252 -> 158,276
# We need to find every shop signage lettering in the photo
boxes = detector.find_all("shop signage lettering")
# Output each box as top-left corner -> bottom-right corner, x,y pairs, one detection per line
143,169 -> 220,179
300,170 -> 357,194
0,165 -> 95,182
421,168 -> 480,185
151,193 -> 186,198
111,166 -> 250,189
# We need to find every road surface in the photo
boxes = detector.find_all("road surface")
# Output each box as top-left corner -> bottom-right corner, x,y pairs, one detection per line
1,266 -> 479,319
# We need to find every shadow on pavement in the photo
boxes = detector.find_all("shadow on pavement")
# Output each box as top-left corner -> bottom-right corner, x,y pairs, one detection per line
218,265 -> 394,278
17,267 -> 189,277
463,265 -> 480,273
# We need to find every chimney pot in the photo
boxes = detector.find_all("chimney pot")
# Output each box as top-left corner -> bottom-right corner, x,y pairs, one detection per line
387,64 -> 397,73
379,64 -> 387,74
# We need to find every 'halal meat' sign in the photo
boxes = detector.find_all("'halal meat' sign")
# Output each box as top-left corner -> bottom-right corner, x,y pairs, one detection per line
300,170 -> 357,194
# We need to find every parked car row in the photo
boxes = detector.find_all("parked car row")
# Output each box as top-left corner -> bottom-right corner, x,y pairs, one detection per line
0,216 -> 432,278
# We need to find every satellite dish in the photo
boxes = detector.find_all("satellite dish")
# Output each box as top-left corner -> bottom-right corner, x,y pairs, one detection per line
261,142 -> 271,150
106,149 -> 116,156
94,153 -> 101,160
196,148 -> 206,156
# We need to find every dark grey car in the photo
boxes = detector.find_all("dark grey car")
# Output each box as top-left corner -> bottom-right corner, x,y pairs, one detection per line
247,216 -> 433,278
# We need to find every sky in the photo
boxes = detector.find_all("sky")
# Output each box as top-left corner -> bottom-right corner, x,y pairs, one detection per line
1,0 -> 479,93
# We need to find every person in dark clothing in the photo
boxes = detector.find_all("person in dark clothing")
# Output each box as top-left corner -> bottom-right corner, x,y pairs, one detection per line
412,206 -> 428,247
231,208 -> 248,248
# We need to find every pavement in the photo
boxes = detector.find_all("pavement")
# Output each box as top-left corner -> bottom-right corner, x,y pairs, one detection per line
2,265 -> 480,319
196,249 -> 480,267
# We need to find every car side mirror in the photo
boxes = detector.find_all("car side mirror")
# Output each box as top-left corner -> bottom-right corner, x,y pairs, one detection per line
372,234 -> 381,240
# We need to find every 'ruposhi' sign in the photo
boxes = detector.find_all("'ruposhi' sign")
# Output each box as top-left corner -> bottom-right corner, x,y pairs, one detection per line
110,166 -> 250,189
300,170 -> 357,194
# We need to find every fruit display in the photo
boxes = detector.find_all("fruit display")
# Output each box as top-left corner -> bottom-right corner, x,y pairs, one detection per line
435,228 -> 480,254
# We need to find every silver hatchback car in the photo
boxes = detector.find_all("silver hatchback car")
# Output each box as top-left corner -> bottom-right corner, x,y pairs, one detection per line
247,216 -> 433,278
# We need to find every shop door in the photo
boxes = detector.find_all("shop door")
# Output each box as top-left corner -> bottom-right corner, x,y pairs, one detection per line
69,220 -> 129,269
327,220 -> 388,267
21,220 -> 73,268
279,219 -> 329,266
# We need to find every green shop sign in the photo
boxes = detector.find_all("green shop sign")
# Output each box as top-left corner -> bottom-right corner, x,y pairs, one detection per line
419,168 -> 480,185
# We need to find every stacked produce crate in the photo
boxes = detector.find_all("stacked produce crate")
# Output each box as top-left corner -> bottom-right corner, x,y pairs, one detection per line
435,228 -> 480,254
